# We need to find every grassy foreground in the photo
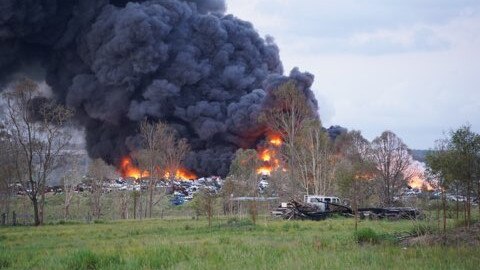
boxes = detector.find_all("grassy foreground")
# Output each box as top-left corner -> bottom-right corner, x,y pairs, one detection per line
0,217 -> 478,269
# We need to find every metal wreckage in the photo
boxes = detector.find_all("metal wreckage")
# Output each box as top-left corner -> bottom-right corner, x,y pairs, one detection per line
272,195 -> 423,221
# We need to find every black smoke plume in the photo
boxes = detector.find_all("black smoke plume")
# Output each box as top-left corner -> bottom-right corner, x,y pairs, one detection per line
0,0 -> 319,177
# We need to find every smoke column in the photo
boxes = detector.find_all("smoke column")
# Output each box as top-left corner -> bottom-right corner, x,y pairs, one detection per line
0,0 -> 319,177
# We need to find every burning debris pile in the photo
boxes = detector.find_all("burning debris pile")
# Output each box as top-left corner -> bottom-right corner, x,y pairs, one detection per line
0,0 -> 319,177
118,156 -> 197,181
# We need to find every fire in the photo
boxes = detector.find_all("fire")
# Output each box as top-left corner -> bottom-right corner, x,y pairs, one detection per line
409,176 -> 434,191
257,166 -> 273,176
268,133 -> 283,147
260,149 -> 272,162
164,168 -> 197,181
256,131 -> 284,175
119,156 -> 197,181
119,157 -> 149,179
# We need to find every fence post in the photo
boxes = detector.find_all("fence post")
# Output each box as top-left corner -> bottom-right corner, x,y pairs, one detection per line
1,213 -> 6,226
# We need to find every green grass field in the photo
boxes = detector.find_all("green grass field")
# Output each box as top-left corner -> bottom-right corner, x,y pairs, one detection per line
1,217 -> 479,270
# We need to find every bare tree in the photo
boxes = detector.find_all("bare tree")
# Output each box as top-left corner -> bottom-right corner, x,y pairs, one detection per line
87,158 -> 115,220
61,155 -> 83,220
0,124 -> 16,224
229,149 -> 261,224
115,190 -> 129,220
193,188 -> 217,228
371,131 -> 412,206
336,131 -> 376,231
295,120 -> 336,195
134,120 -> 190,218
260,80 -> 316,197
2,78 -> 73,225
135,120 -> 164,218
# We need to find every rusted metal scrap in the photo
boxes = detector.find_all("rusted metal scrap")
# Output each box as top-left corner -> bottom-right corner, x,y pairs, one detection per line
274,199 -> 423,221
277,200 -> 353,220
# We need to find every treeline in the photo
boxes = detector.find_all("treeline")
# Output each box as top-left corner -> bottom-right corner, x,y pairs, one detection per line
224,81 -> 420,219
1,78 -> 478,228
426,125 -> 480,231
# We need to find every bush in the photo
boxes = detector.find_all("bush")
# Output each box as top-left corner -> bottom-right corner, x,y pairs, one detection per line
0,257 -> 10,269
93,220 -> 106,224
66,249 -> 120,270
57,220 -> 82,225
354,228 -> 380,244
225,218 -> 253,228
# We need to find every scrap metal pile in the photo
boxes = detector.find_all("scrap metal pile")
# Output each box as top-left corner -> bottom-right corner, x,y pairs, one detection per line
274,200 -> 353,220
273,200 -> 423,221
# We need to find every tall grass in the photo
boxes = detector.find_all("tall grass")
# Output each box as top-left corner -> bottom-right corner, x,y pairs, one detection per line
0,217 -> 479,269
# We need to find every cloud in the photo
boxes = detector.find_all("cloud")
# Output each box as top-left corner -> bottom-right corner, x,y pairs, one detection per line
227,0 -> 480,148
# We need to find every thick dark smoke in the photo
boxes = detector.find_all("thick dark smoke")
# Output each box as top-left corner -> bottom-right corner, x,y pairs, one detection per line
0,0 -> 319,177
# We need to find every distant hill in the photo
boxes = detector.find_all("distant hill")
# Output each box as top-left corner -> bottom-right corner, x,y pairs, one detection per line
411,149 -> 431,163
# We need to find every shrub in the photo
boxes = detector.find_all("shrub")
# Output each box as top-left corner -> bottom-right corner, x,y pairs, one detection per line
66,249 -> 121,270
225,218 -> 253,228
67,250 -> 100,270
354,228 -> 380,244
93,220 -> 106,224
0,257 -> 10,269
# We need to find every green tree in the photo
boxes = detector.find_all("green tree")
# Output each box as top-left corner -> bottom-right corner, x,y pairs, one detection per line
427,125 -> 480,228
426,139 -> 454,234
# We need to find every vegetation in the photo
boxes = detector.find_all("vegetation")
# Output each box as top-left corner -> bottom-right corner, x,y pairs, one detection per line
1,217 -> 479,269
426,125 -> 480,231
1,78 -> 73,225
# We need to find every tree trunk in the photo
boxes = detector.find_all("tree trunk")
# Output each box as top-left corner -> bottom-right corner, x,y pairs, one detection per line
466,180 -> 471,228
436,195 -> 440,231
39,189 -> 46,225
32,197 -> 40,226
442,191 -> 447,243
139,192 -> 143,220
133,194 -> 137,220
149,186 -> 153,218
354,192 -> 358,232
456,186 -> 459,220
64,204 -> 70,221
478,179 -> 480,216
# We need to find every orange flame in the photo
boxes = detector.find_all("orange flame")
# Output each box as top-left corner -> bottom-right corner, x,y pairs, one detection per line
164,168 -> 197,181
256,131 -> 284,175
259,149 -> 272,162
119,157 -> 149,179
409,176 -> 434,191
119,156 -> 197,181
268,133 -> 283,147
257,166 -> 273,176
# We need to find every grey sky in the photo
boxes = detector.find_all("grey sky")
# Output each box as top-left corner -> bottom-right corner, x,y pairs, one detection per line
227,0 -> 480,149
